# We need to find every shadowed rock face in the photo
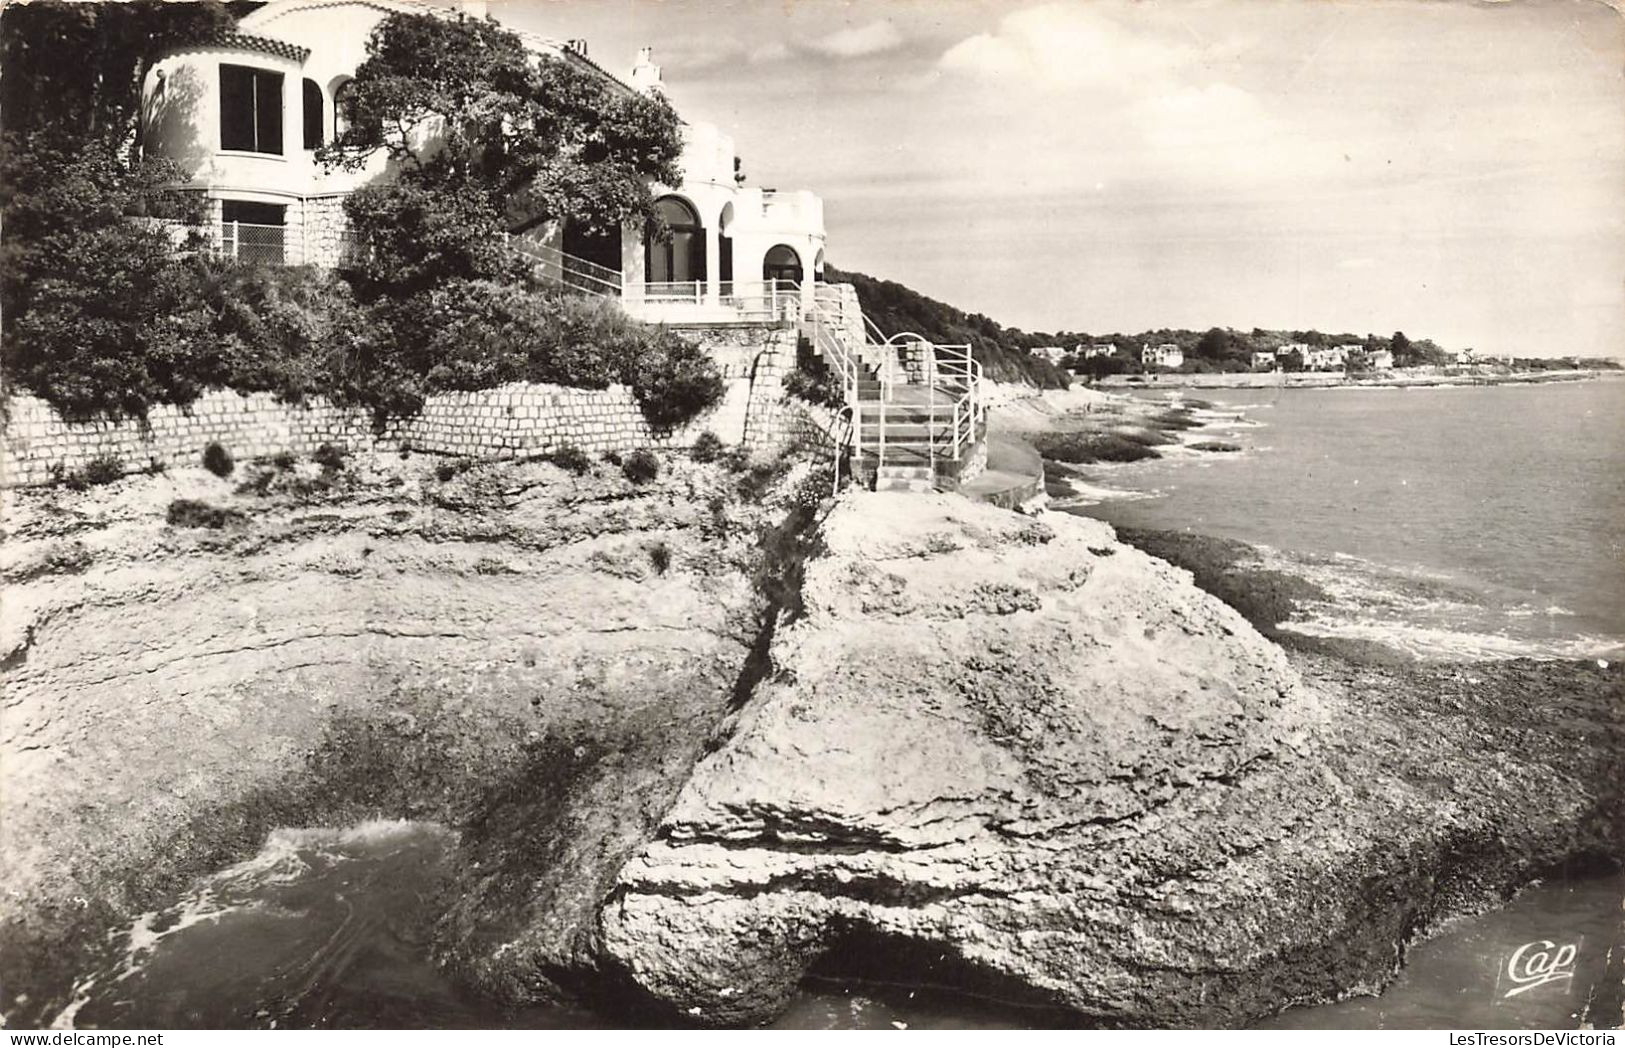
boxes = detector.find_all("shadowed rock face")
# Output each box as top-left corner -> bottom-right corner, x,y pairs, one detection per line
598,492 -> 1623,1027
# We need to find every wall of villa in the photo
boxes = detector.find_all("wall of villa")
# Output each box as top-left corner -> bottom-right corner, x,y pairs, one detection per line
0,324 -> 837,487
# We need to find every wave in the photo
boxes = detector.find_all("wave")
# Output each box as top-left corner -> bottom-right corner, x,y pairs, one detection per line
1278,616 -> 1624,662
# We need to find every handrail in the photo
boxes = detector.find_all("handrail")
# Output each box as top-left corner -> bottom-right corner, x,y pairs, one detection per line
800,280 -> 987,488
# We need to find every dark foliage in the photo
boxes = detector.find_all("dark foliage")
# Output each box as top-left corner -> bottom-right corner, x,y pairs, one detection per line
166,498 -> 245,529
689,431 -> 725,464
621,448 -> 659,485
201,441 -> 234,478
549,443 -> 592,475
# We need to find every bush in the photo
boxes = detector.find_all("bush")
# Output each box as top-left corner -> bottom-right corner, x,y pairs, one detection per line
166,498 -> 245,529
690,431 -> 725,464
313,443 -> 346,472
201,442 -> 234,477
621,448 -> 660,484
549,443 -> 592,475
79,454 -> 124,486
270,450 -> 297,471
626,332 -> 725,430
648,541 -> 671,575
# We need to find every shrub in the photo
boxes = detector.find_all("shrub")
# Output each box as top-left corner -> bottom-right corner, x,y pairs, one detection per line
202,442 -> 234,477
313,443 -> 346,472
621,448 -> 660,484
166,498 -> 245,529
626,332 -> 725,430
648,541 -> 671,575
270,450 -> 297,471
550,443 -> 592,475
690,431 -> 725,464
80,455 -> 123,486
603,450 -> 623,466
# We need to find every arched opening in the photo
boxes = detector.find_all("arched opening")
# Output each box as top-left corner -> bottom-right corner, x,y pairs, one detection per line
762,244 -> 802,285
302,79 -> 323,150
331,78 -> 353,138
563,221 -> 622,274
645,196 -> 704,284
717,202 -> 735,286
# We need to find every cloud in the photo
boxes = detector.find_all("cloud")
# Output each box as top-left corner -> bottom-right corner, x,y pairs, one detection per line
938,3 -> 1191,91
808,20 -> 904,59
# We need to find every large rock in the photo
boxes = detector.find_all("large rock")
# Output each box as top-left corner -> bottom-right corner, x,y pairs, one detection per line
599,492 -> 1623,1026
0,455 -> 782,1025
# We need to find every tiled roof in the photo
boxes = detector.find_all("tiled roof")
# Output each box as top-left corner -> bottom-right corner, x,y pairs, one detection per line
187,31 -> 311,62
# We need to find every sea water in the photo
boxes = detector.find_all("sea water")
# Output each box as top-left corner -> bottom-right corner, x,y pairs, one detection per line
48,822 -> 1623,1030
1069,378 -> 1625,661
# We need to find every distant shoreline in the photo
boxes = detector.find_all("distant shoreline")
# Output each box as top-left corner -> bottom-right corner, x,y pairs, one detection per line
1096,367 -> 1610,390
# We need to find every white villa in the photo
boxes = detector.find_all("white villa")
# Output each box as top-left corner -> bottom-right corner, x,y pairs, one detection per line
139,0 -> 828,322
1302,346 -> 1349,371
1251,350 -> 1277,370
1141,343 -> 1184,369
1081,343 -> 1118,359
1030,346 -> 1069,365
1368,348 -> 1395,369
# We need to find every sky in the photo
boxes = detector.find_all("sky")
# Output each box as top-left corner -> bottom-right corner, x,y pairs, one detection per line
500,0 -> 1625,356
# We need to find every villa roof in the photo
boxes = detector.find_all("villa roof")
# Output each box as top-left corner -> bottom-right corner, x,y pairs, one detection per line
180,30 -> 312,62
239,0 -> 639,96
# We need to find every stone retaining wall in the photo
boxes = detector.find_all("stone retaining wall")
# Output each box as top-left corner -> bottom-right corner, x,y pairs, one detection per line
1,324 -> 839,487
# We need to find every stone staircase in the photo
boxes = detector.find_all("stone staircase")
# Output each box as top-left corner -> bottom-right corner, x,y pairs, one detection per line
800,289 -> 988,494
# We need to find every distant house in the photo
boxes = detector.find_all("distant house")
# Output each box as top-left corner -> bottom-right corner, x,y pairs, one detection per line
1081,343 -> 1118,359
1252,350 -> 1277,370
1368,349 -> 1394,369
1031,346 -> 1069,365
1277,342 -> 1310,358
1141,343 -> 1183,369
1302,346 -> 1349,371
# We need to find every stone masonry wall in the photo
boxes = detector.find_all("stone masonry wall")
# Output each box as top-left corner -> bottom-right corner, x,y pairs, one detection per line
0,324 -> 837,487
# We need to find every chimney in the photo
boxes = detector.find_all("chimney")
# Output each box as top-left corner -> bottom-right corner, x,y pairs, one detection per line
565,39 -> 588,57
630,46 -> 663,94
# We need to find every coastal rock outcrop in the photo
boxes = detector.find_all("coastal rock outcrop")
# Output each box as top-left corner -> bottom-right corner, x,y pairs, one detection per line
0,453 -> 794,1025
599,492 -> 1624,1026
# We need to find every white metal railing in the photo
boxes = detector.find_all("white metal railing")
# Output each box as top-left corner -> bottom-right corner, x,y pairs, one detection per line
508,237 -> 623,298
800,283 -> 985,489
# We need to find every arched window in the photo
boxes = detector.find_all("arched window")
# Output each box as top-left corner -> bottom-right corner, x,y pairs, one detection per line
762,244 -> 802,285
331,79 -> 353,138
302,79 -> 323,149
645,196 -> 704,284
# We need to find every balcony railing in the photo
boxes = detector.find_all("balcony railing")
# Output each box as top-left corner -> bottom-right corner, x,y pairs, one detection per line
508,238 -> 623,298
622,279 -> 802,322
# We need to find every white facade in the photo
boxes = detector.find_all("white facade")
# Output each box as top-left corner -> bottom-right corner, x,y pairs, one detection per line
1141,343 -> 1184,369
1030,346 -> 1069,364
141,0 -> 828,320
1081,343 -> 1117,359
1252,350 -> 1277,370
1369,349 -> 1395,369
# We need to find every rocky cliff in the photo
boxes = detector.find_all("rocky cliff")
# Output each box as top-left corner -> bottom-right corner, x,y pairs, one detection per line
0,451 -> 806,1025
599,492 -> 1624,1026
3,464 -> 1618,1028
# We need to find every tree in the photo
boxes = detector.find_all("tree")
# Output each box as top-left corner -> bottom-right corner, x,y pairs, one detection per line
1,1 -> 232,417
1195,327 -> 1231,361
1390,330 -> 1412,364
319,12 -> 684,291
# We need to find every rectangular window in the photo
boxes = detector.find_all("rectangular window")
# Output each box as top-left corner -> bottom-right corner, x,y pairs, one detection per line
220,64 -> 284,154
